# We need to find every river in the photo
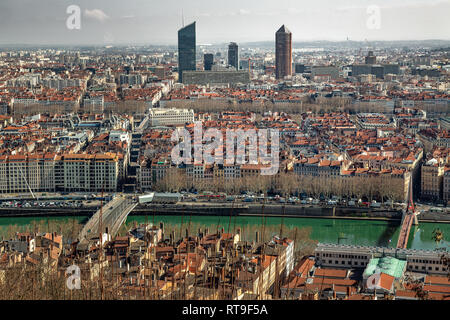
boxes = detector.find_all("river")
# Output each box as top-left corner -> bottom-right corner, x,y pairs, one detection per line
0,215 -> 448,250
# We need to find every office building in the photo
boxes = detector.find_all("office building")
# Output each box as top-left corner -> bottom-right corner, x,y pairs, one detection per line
295,64 -> 306,74
365,51 -> 377,65
178,22 -> 196,83
204,53 -> 214,71
148,108 -> 194,126
311,66 -> 340,80
228,42 -> 239,70
275,25 -> 292,79
181,70 -> 250,86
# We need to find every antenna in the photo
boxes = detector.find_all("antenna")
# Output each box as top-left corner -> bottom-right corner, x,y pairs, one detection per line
182,9 -> 185,27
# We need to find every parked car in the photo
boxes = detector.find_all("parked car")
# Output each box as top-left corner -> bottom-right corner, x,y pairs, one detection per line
370,202 -> 381,208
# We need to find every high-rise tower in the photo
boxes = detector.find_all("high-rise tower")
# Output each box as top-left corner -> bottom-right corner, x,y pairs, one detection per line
275,25 -> 292,79
365,50 -> 377,65
178,22 -> 196,83
228,42 -> 239,70
204,53 -> 214,71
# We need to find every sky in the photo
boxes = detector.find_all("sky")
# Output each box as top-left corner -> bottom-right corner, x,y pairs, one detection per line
0,0 -> 449,45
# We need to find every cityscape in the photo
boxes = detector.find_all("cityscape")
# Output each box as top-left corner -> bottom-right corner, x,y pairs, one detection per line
0,0 -> 449,305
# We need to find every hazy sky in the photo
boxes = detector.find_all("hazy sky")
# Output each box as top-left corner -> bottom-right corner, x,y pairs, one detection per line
0,0 -> 449,45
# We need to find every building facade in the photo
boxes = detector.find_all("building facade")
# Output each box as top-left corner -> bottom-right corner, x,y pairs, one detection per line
178,22 -> 196,83
203,53 -> 214,71
314,243 -> 448,276
181,70 -> 250,85
228,42 -> 239,70
148,108 -> 194,126
421,158 -> 444,201
275,25 -> 292,80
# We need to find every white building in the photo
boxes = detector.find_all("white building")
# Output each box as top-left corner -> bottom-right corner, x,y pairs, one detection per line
314,243 -> 448,276
148,108 -> 194,126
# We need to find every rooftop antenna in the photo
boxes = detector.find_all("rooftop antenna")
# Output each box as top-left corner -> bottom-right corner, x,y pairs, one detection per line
182,9 -> 185,28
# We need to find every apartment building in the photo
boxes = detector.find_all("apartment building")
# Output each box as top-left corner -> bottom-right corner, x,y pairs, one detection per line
421,158 -> 445,201
61,153 -> 118,192
0,154 -> 55,193
237,237 -> 294,296
0,153 -> 119,193
137,161 -> 152,191
443,168 -> 450,205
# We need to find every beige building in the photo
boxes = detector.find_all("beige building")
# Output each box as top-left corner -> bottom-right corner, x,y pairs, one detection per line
0,154 -> 57,193
60,153 -> 118,192
443,168 -> 450,204
0,153 -> 119,194
421,158 -> 444,201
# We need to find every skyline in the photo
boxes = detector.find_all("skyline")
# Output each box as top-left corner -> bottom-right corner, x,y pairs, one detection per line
0,0 -> 449,46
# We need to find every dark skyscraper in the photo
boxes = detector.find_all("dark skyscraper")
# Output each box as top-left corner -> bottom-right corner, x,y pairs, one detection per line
275,25 -> 292,80
178,22 -> 196,83
204,53 -> 214,71
228,42 -> 239,70
365,51 -> 377,64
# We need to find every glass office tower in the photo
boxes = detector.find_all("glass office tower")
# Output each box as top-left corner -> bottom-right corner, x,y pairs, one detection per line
204,53 -> 214,70
178,22 -> 196,83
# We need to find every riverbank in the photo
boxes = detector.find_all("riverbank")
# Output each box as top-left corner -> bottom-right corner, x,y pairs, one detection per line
0,203 -> 449,223
0,214 -> 448,250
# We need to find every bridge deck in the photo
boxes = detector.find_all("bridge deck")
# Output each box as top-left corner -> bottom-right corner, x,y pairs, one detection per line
78,196 -> 137,241
396,213 -> 414,249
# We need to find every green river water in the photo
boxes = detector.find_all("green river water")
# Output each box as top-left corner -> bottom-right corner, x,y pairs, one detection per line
0,215 -> 448,250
